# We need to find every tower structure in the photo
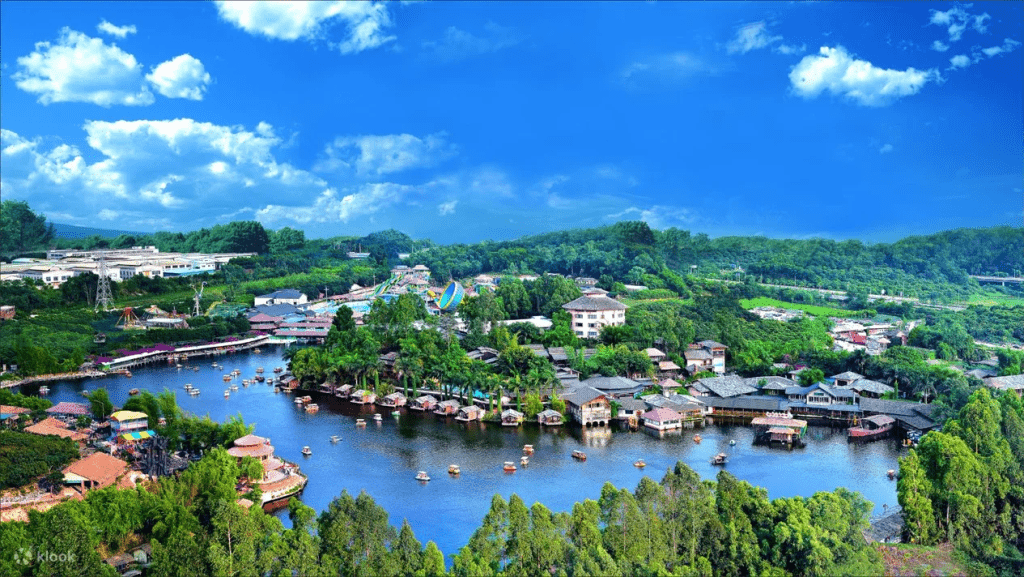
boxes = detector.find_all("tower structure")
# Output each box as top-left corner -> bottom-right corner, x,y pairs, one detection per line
94,252 -> 113,312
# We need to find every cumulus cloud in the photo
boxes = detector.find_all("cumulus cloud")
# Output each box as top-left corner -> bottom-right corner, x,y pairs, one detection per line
775,43 -> 807,55
316,132 -> 457,176
789,46 -> 936,106
980,38 -> 1022,58
256,182 -> 415,225
949,54 -> 971,69
931,40 -> 950,52
727,21 -> 783,54
13,28 -> 154,106
422,22 -> 522,62
215,0 -> 395,53
929,6 -> 990,43
437,200 -> 458,215
146,54 -> 211,100
96,20 -> 136,38
879,143 -> 894,154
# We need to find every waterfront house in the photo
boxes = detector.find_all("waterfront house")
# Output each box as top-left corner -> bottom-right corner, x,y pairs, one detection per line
227,434 -> 307,504
786,383 -> 858,405
434,399 -> 460,416
561,295 -> 628,339
616,398 -> 649,422
500,408 -> 525,426
378,392 -> 407,408
409,395 -> 438,411
455,405 -> 485,422
859,398 -> 937,433
560,386 -> 612,426
642,407 -> 683,431
537,409 -> 564,426
335,384 -> 353,399
63,452 -> 128,492
701,395 -> 789,417
109,410 -> 149,439
350,390 -> 377,405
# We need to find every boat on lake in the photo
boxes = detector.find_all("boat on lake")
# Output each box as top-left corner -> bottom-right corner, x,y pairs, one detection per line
40,386 -> 50,395
189,388 -> 200,396
711,453 -> 728,466
416,471 -> 431,482
256,367 -> 264,373
693,434 -> 702,443
848,415 -> 895,442
128,388 -> 140,396
634,459 -> 646,468
572,450 -> 587,461
230,384 -> 239,391
887,469 -> 896,480
224,390 -> 230,398
520,456 -> 529,467
523,444 -> 534,455
305,403 -> 319,414
274,367 -> 283,373
302,446 -> 312,456
448,464 -> 460,475
503,461 -> 517,472
373,413 -> 382,422
355,419 -> 366,427
330,435 -> 340,443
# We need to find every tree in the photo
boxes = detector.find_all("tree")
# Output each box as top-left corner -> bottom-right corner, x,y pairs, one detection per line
88,388 -> 114,420
0,200 -> 54,255
799,368 -> 825,386
897,451 -> 937,544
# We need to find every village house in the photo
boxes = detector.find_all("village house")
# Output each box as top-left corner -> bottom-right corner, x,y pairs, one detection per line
455,405 -> 485,422
749,376 -> 799,396
254,289 -> 308,307
830,371 -> 865,388
983,375 -> 1024,396
658,360 -> 682,378
45,401 -> 91,423
109,410 -> 149,439
560,386 -> 612,426
645,348 -> 666,364
683,348 -> 714,374
1,405 -> 30,426
615,398 -> 649,423
581,375 -> 646,398
379,392 -> 407,408
434,399 -> 460,416
25,417 -> 88,444
501,408 -> 525,426
409,395 -> 438,411
63,452 -> 128,492
843,378 -> 894,399
561,295 -> 628,339
695,341 -> 728,374
691,375 -> 757,398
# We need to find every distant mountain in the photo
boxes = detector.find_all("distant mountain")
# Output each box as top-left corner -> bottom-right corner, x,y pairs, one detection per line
50,222 -> 143,240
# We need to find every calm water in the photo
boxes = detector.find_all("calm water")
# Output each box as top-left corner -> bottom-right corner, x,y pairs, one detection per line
32,346 -> 906,558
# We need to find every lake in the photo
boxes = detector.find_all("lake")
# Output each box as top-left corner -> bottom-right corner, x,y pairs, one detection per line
31,345 -> 906,558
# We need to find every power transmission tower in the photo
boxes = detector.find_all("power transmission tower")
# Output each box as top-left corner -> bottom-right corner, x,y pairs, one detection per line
94,252 -> 113,312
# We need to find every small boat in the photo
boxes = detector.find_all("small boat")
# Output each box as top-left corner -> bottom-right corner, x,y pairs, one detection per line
520,456 -> 529,467
887,469 -> 896,480
634,459 -> 646,468
230,384 -> 239,391
572,450 -> 587,461
124,371 -> 132,378
254,348 -> 261,354
302,446 -> 312,456
448,464 -> 461,475
711,453 -> 727,466
416,471 -> 431,482
355,419 -> 366,427
184,383 -> 193,390
305,403 -> 319,414
693,434 -> 702,444
39,386 -> 50,395
294,397 -> 304,405
256,367 -> 264,373
373,413 -> 382,422
523,444 -> 534,455
242,379 -> 250,385
223,375 -> 232,382
391,410 -> 401,418
503,461 -> 517,472
224,391 -> 230,398
189,388 -> 200,396
176,363 -> 182,369
254,375 -> 265,382
193,367 -> 199,372
330,435 -> 340,443
729,439 -> 737,446
274,367 -> 283,373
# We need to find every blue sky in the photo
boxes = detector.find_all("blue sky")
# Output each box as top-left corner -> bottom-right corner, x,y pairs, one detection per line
1,1 -> 1021,244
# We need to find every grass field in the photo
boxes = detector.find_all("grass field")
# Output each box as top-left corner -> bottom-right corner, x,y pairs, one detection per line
876,543 -> 967,577
739,297 -> 868,318
965,289 -> 1024,307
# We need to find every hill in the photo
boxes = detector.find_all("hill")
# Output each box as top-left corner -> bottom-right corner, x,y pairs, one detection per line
50,222 -> 142,240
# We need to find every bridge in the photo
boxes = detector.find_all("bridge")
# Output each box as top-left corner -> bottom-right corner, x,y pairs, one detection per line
970,275 -> 1024,285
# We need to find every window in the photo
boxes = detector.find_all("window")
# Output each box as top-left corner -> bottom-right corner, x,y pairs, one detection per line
575,322 -> 583,327
588,314 -> 597,319
575,314 -> 583,319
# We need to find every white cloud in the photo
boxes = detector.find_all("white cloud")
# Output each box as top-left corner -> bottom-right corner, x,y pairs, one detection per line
256,182 -> 415,224
622,53 -> 720,88
949,54 -> 971,69
97,209 -> 119,220
980,38 -> 1022,58
146,54 -> 211,100
215,0 -> 395,53
775,43 -> 807,56
606,205 -> 694,229
13,28 -> 154,106
422,22 -> 522,62
97,20 -> 136,38
879,143 -> 894,154
437,200 -> 458,215
316,132 -> 457,176
789,46 -> 936,107
931,40 -> 950,52
929,6 -> 990,42
727,21 -> 783,54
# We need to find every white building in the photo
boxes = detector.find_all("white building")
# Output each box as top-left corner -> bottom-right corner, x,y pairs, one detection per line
254,289 -> 308,307
561,295 -> 628,339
